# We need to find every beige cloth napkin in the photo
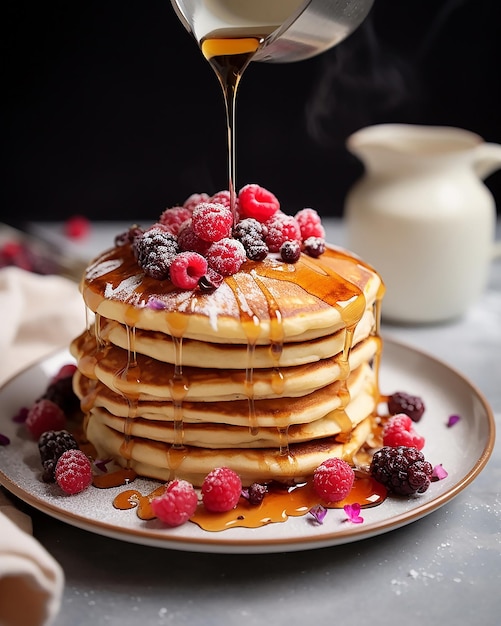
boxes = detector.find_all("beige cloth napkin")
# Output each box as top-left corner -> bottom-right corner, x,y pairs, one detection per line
0,267 -> 86,626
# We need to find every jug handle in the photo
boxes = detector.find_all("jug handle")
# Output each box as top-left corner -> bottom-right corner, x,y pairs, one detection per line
473,143 -> 501,180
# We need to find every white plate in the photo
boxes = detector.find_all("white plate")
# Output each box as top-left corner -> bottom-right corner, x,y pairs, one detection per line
0,339 -> 495,553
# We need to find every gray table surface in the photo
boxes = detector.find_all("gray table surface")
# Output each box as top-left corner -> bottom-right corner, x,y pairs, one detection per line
15,220 -> 501,625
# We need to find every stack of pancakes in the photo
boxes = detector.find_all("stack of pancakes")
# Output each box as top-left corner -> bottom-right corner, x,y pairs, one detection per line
70,242 -> 384,486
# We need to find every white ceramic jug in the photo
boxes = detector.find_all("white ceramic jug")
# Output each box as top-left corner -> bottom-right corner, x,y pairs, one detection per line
344,124 -> 501,324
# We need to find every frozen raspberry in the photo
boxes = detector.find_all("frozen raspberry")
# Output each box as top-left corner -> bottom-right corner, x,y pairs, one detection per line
38,430 -> 79,482
159,206 -> 193,235
238,184 -> 280,222
26,399 -> 66,440
64,215 -> 90,240
207,238 -> 246,276
295,208 -> 326,240
201,467 -> 242,512
388,392 -> 425,422
383,414 -> 425,450
169,251 -> 208,290
198,268 -> 224,292
55,449 -> 93,495
265,213 -> 302,253
183,192 -> 210,212
192,202 -> 233,243
313,458 -> 355,502
133,226 -> 179,280
39,374 -> 80,415
114,225 -> 143,247
303,236 -> 326,258
280,240 -> 301,263
151,479 -> 198,527
370,446 -> 433,495
210,190 -> 234,210
177,220 -> 212,256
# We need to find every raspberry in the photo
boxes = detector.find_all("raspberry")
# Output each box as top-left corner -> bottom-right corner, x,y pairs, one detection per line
312,458 -> 355,502
114,225 -> 143,247
169,251 -> 208,290
198,268 -> 224,292
26,399 -> 66,440
233,218 -> 269,261
280,240 -> 301,263
38,430 -> 79,482
388,392 -> 425,422
265,213 -> 302,253
303,236 -> 326,258
370,446 -> 433,495
50,364 -> 77,383
159,206 -> 192,235
207,238 -> 246,276
192,202 -> 233,242
383,414 -> 425,450
238,184 -> 280,222
55,449 -> 93,494
295,208 -> 325,240
210,190 -> 234,211
133,226 -> 179,280
201,467 -> 242,512
151,479 -> 198,527
183,192 -> 210,212
64,215 -> 90,240
40,374 -> 80,415
177,220 -> 212,256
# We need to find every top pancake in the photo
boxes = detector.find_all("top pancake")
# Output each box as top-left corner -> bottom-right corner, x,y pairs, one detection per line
80,243 -> 383,344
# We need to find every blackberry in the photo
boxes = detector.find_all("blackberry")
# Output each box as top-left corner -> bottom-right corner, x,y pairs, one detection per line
370,446 -> 433,496
280,240 -> 301,263
234,219 -> 269,261
388,392 -> 425,422
39,376 -> 80,415
38,430 -> 79,483
303,236 -> 326,258
133,227 -> 179,280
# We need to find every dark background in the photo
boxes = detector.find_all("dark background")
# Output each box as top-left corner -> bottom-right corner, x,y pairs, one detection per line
2,0 -> 501,225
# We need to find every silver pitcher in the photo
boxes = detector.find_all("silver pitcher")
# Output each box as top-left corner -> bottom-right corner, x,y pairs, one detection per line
171,0 -> 375,63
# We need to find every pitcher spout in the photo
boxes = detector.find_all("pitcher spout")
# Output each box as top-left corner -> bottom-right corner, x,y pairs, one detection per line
472,142 -> 501,180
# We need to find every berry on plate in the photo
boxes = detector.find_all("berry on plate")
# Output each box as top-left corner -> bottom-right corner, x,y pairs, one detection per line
238,184 -> 280,222
151,479 -> 198,527
55,449 -> 93,495
201,467 -> 242,512
370,446 -> 433,495
388,391 -> 425,422
383,413 -> 425,450
169,251 -> 208,290
38,430 -> 79,483
312,457 -> 355,502
207,238 -> 246,276
26,399 -> 66,440
295,208 -> 325,240
192,202 -> 233,242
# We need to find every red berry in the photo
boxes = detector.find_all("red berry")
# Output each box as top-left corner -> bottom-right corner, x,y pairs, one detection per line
383,414 -> 425,450
265,213 -> 301,252
238,184 -> 280,222
312,458 -> 355,502
207,238 -> 246,276
183,192 -> 210,212
50,363 -> 77,384
388,392 -> 425,422
192,202 -> 233,242
177,220 -> 212,256
201,467 -> 242,512
151,479 -> 198,527
55,449 -> 92,494
64,215 -> 90,240
169,251 -> 208,289
295,208 -> 325,240
159,206 -> 192,235
26,399 -> 66,440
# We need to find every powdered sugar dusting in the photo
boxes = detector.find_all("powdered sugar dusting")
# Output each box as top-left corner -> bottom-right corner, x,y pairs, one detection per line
86,258 -> 123,281
104,275 -> 144,303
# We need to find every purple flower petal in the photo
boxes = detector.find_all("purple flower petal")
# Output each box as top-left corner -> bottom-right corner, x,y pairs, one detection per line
309,504 -> 328,525
94,458 -> 113,473
447,414 -> 460,428
344,503 -> 364,524
432,464 -> 448,481
0,433 -> 10,446
148,297 -> 166,311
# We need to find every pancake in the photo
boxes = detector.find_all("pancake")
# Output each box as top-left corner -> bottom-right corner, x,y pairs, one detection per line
72,195 -> 385,486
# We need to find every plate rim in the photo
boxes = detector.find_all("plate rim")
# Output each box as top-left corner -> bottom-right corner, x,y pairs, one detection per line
0,337 -> 496,553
